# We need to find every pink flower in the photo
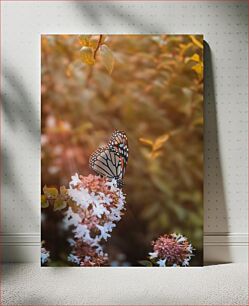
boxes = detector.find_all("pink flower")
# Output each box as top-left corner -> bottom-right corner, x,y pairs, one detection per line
64,173 -> 126,266
149,233 -> 194,267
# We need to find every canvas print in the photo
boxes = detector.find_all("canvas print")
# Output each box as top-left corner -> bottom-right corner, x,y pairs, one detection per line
41,34 -> 203,267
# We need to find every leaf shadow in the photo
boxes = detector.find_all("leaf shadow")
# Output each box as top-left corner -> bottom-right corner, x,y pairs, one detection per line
74,2 -> 165,34
2,66 -> 39,139
1,66 -> 39,233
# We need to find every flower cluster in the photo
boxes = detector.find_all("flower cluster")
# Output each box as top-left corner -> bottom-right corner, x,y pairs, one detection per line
41,246 -> 50,265
64,173 -> 126,266
148,233 -> 194,267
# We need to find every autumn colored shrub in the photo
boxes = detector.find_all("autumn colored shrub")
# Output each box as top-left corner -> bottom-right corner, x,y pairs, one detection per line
41,34 -> 203,266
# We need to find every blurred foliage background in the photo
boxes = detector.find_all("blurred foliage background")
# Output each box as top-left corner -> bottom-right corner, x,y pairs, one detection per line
41,34 -> 203,266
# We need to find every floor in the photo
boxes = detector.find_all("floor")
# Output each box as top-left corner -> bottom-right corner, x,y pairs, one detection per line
2,263 -> 248,305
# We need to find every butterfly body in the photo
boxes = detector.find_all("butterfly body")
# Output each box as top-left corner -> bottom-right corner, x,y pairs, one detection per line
89,130 -> 128,188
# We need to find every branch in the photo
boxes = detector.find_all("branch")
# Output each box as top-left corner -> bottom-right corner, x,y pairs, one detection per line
93,35 -> 103,59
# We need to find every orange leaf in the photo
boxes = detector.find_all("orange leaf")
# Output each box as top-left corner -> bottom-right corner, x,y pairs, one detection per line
99,44 -> 115,74
150,150 -> 163,160
78,35 -> 91,46
139,137 -> 153,147
153,133 -> 170,151
80,46 -> 95,65
190,35 -> 203,49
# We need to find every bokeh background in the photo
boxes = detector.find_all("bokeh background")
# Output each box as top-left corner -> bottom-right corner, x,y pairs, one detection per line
41,34 -> 203,266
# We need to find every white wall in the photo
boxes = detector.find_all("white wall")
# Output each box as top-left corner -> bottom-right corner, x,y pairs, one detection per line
1,0 -> 248,263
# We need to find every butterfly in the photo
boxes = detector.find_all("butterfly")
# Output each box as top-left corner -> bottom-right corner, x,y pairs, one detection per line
89,130 -> 129,188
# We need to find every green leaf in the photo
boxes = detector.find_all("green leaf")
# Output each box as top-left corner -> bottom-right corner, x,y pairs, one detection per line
43,186 -> 58,198
99,44 -> 115,74
41,195 -> 49,208
53,198 -> 67,211
138,260 -> 153,267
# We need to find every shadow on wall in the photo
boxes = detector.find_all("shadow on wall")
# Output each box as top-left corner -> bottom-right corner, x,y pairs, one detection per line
1,66 -> 38,246
204,41 -> 230,264
2,67 -> 38,139
74,2 -> 165,33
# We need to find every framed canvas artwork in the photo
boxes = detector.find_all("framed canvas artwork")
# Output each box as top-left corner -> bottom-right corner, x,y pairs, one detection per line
41,34 -> 203,267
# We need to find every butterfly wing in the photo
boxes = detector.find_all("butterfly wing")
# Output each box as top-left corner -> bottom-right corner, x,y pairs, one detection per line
108,130 -> 129,167
89,147 -> 123,180
89,130 -> 129,188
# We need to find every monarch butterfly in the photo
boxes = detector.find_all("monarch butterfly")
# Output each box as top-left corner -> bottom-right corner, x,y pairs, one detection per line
89,130 -> 129,188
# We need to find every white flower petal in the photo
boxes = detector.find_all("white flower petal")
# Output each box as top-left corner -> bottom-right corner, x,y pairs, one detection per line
148,251 -> 158,259
68,254 -> 80,265
69,173 -> 81,187
157,258 -> 167,267
41,248 -> 50,264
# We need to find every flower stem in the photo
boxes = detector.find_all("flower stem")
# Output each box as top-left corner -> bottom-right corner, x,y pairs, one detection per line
93,35 -> 103,59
